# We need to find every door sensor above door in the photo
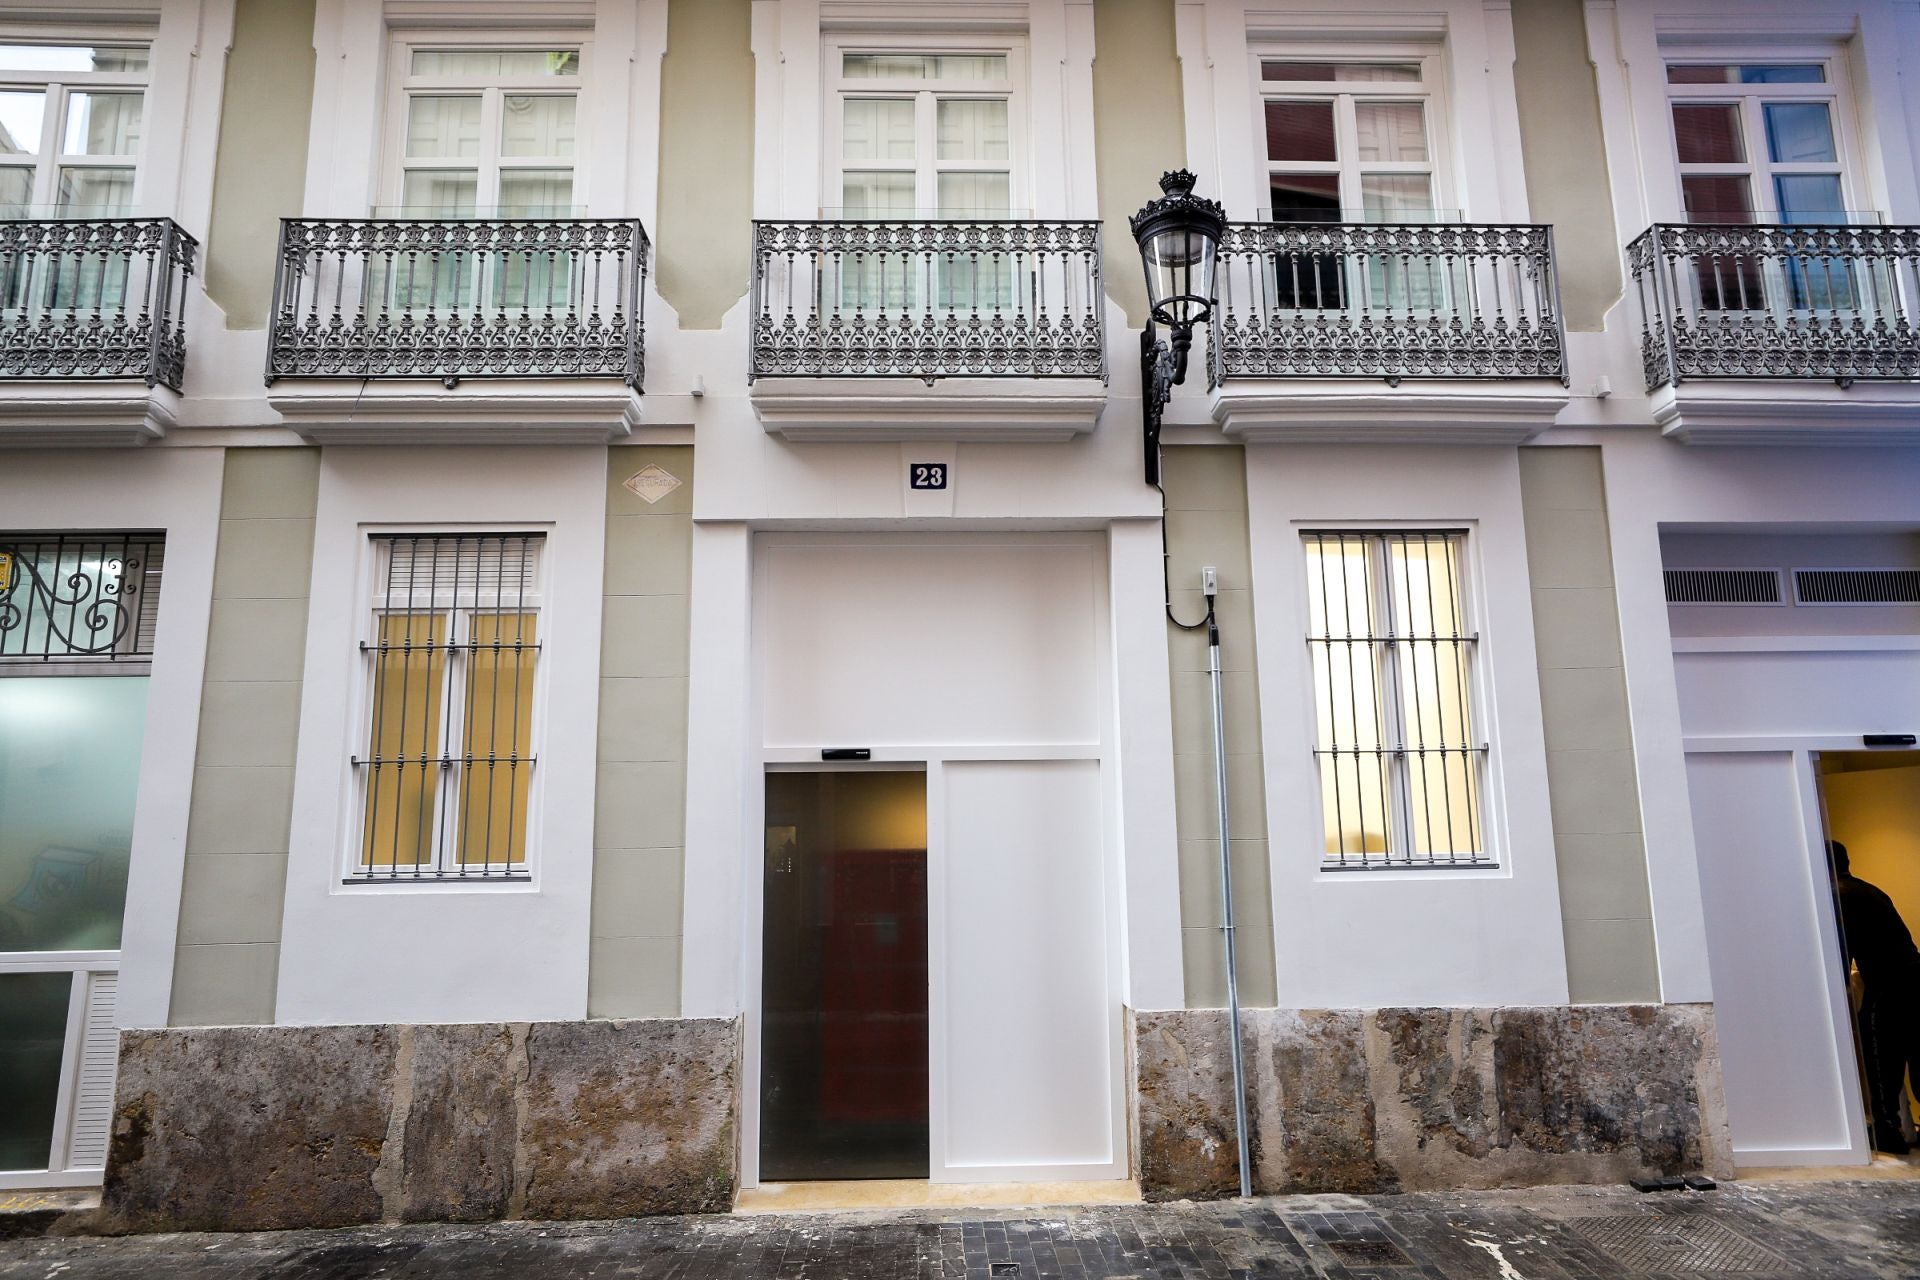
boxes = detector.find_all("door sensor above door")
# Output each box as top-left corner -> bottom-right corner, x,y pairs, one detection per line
821,748 -> 872,761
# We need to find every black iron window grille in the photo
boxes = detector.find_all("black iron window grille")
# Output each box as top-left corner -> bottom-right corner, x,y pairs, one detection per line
749,219 -> 1106,380
1629,222 -> 1920,389
1304,530 -> 1488,870
0,532 -> 165,667
0,219 -> 197,388
1209,222 -> 1565,383
267,218 -> 648,387
351,533 -> 544,882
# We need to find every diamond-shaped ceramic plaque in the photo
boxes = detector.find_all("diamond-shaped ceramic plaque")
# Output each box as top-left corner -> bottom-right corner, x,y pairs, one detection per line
623,464 -> 683,505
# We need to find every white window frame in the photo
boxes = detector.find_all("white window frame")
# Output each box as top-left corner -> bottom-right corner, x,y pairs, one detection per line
379,31 -> 589,216
0,37 -> 151,214
1300,524 -> 1494,871
344,527 -> 551,885
821,34 -> 1029,218
1664,49 -> 1867,223
1248,44 -> 1452,222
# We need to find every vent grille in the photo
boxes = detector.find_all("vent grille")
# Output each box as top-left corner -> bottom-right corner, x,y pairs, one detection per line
1795,568 -> 1920,605
1664,568 -> 1783,605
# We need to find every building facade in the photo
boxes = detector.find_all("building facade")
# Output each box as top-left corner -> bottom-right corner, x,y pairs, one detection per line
1,0 -> 1917,1227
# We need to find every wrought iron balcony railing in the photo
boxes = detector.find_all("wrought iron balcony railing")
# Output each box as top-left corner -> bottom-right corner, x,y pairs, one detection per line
267,217 -> 648,387
1630,223 -> 1920,389
1209,221 -> 1565,385
750,219 -> 1105,381
0,217 -> 196,390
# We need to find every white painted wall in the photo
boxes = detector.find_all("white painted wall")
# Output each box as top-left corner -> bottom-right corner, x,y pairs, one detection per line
276,446 -> 607,1025
1245,444 -> 1571,1008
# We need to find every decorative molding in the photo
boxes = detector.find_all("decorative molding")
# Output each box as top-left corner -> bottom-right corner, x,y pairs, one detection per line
750,378 -> 1105,441
818,1 -> 1031,33
0,390 -> 178,447
1213,385 -> 1567,443
1652,387 -> 1920,445
268,383 -> 641,444
1672,636 -> 1920,655
1243,9 -> 1450,42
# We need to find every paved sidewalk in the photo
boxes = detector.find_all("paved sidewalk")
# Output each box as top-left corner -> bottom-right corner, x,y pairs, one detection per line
4,1178 -> 1920,1278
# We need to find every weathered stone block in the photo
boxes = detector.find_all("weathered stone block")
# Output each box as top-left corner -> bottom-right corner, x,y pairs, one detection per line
101,1025 -> 398,1234
395,1023 -> 521,1223
520,1018 -> 736,1220
1133,1003 -> 1731,1202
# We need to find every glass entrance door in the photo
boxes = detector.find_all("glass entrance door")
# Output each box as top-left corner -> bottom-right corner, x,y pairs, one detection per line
761,769 -> 928,1181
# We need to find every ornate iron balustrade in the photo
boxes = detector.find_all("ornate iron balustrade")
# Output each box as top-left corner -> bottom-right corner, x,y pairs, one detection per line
1209,222 -> 1565,384
750,219 -> 1105,380
267,218 -> 649,387
0,531 -> 165,664
0,218 -> 196,389
1630,223 -> 1920,390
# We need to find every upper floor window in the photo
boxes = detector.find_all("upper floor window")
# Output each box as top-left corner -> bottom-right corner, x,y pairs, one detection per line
1304,530 -> 1487,871
1258,59 -> 1441,223
352,532 -> 544,883
0,43 -> 148,216
828,45 -> 1021,218
386,45 -> 581,216
1667,61 -> 1855,224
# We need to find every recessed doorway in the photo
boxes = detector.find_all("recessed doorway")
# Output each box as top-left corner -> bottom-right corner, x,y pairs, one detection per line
760,768 -> 929,1181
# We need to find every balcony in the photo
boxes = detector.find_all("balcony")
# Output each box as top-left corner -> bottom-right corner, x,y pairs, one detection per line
265,216 -> 649,443
0,217 -> 197,446
1206,221 -> 1569,444
1630,222 -> 1920,443
747,218 -> 1107,441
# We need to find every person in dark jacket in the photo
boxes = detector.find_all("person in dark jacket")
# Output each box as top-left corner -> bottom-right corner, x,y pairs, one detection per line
1832,840 -> 1920,1155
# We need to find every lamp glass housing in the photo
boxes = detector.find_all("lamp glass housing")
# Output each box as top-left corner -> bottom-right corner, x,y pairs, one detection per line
1140,227 -> 1218,326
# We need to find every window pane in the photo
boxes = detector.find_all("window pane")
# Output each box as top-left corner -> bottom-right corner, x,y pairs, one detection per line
841,171 -> 916,217
411,50 -> 578,77
0,973 -> 69,1172
1361,174 -> 1434,221
936,170 -> 1009,216
400,169 -> 478,213
1269,173 -> 1340,220
406,96 -> 482,159
1764,102 -> 1836,164
498,168 -> 574,216
843,54 -> 1006,81
62,92 -> 141,156
1265,100 -> 1336,163
0,677 -> 148,951
0,91 -> 45,155
1667,63 -> 1825,84
1384,535 -> 1480,860
1774,173 -> 1845,221
0,44 -> 148,74
0,166 -> 30,212
936,98 -> 1008,162
361,613 -> 447,870
500,94 -> 575,158
457,613 -> 537,868
1305,535 -> 1392,860
56,167 -> 133,214
1672,103 -> 1745,164
1355,102 -> 1427,163
1263,61 -> 1420,82
843,99 -> 915,162
1681,173 -> 1753,222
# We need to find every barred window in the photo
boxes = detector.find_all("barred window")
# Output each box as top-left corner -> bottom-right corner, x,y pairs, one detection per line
353,533 -> 543,881
0,532 -> 164,666
1304,530 -> 1487,869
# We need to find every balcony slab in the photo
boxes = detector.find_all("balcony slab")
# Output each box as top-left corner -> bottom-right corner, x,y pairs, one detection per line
1653,382 -> 1920,445
750,377 -> 1106,442
267,381 -> 642,445
0,386 -> 179,447
1212,382 -> 1569,445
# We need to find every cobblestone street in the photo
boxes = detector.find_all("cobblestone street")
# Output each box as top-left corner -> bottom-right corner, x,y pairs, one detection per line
5,1179 -> 1920,1279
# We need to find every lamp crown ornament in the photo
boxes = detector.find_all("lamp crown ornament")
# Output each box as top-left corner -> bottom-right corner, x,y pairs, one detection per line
1128,170 -> 1226,242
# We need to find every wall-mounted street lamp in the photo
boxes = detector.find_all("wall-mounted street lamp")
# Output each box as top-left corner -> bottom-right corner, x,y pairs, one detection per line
1130,169 -> 1225,487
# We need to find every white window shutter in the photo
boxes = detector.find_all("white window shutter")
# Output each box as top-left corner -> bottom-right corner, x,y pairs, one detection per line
65,971 -> 120,1171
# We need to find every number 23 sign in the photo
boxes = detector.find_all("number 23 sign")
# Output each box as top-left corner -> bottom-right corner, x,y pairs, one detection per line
908,463 -> 948,490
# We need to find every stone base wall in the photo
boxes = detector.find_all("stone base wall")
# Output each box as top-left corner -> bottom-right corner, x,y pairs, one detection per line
1135,1005 -> 1733,1201
97,1018 -> 738,1234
